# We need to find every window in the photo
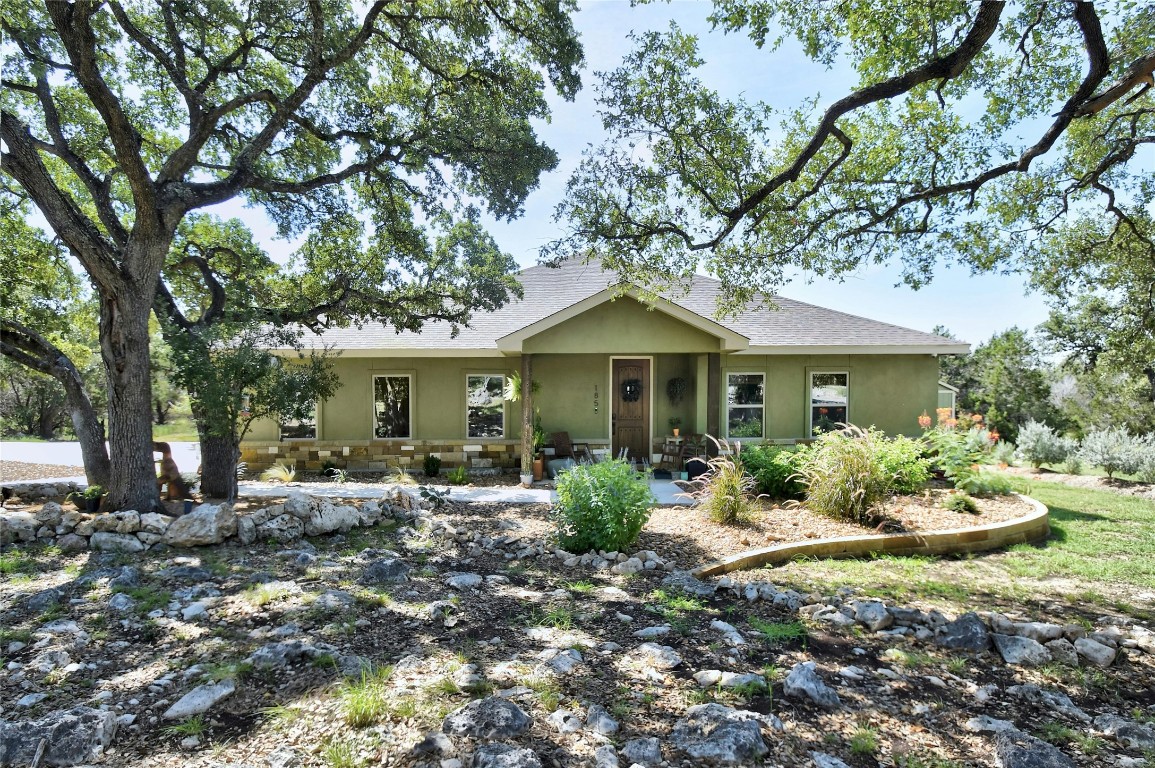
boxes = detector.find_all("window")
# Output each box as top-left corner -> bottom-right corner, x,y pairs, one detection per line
726,373 -> 764,438
810,372 -> 848,434
279,402 -> 316,440
466,374 -> 505,438
373,375 -> 411,438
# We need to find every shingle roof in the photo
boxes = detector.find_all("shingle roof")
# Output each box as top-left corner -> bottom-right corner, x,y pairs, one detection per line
303,258 -> 968,353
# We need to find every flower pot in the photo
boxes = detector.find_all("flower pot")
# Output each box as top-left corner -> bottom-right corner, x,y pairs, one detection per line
85,497 -> 100,513
532,457 -> 544,482
672,428 -> 680,437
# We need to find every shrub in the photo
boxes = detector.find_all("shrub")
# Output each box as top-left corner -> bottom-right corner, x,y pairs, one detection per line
1015,421 -> 1075,469
1136,437 -> 1155,483
874,435 -> 931,494
446,466 -> 469,485
423,454 -> 442,477
553,460 -> 655,553
1061,454 -> 1084,475
794,425 -> 891,525
1079,428 -> 1144,478
688,437 -> 759,525
740,444 -> 804,499
991,440 -> 1017,466
953,467 -> 1013,496
941,492 -> 979,514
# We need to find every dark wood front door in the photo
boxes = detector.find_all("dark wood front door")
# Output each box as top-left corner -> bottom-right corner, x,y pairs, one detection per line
612,358 -> 650,464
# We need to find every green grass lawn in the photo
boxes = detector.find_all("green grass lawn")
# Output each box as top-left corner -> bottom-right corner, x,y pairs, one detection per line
767,480 -> 1155,619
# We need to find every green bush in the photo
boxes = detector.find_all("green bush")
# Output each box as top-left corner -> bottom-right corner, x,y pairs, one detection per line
423,454 -> 442,477
1079,428 -> 1144,479
1136,439 -> 1155,483
873,435 -> 931,494
991,440 -> 1017,466
689,438 -> 759,525
553,460 -> 655,553
953,467 -> 1013,496
446,466 -> 469,485
941,492 -> 979,514
794,425 -> 891,525
740,444 -> 804,499
1015,420 -> 1075,469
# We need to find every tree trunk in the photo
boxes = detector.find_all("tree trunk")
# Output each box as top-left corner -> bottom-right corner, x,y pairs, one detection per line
99,285 -> 161,512
198,427 -> 239,501
60,370 -> 111,488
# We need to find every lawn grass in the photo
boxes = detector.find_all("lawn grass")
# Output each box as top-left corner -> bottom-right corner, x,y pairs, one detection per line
768,481 -> 1155,614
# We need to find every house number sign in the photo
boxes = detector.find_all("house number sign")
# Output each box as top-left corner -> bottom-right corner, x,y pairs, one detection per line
593,385 -> 599,414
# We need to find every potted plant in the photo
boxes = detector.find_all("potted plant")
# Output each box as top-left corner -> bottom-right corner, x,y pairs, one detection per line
668,416 -> 682,437
70,485 -> 104,513
531,418 -> 547,482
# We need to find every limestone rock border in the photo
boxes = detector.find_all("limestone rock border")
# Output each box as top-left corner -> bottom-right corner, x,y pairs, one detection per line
692,493 -> 1049,578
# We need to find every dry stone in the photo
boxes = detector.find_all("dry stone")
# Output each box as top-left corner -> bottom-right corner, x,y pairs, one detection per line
670,704 -> 769,765
442,697 -> 531,740
0,706 -> 117,767
162,503 -> 236,547
90,531 -> 146,553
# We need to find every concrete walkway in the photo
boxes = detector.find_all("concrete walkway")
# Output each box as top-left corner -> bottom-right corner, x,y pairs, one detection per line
239,479 -> 691,506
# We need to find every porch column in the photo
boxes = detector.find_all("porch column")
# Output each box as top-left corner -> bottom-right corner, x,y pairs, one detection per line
707,352 -> 720,455
520,353 -> 533,486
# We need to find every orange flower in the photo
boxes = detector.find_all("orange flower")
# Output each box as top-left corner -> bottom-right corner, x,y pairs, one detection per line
918,411 -> 932,430
989,430 -> 1000,442
971,413 -> 983,423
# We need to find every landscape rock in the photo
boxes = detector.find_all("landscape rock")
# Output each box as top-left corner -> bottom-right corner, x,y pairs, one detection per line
0,706 -> 118,766
92,510 -> 141,534
1074,637 -> 1117,667
26,587 -> 65,613
304,500 -> 361,536
784,661 -> 841,711
257,514 -> 304,542
994,729 -> 1076,768
163,679 -> 236,719
586,703 -> 619,735
90,531 -> 146,553
1008,685 -> 1090,724
594,744 -> 619,768
992,633 -> 1053,666
362,557 -> 410,584
445,572 -> 484,590
442,697 -> 531,739
935,612 -> 990,651
35,501 -> 64,527
1012,621 -> 1064,643
0,511 -> 37,544
56,533 -> 88,552
139,512 -> 173,534
634,642 -> 682,670
163,503 -> 237,547
670,703 -> 769,765
854,600 -> 893,631
621,737 -> 662,766
472,743 -> 542,768
1044,638 -> 1079,666
108,592 -> 136,613
810,753 -> 851,768
547,709 -> 583,734
1095,714 -> 1155,750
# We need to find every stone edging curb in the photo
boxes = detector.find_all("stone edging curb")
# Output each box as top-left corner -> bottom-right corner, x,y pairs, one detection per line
691,493 -> 1050,579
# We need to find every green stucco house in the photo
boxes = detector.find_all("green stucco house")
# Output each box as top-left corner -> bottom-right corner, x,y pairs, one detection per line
241,259 -> 968,473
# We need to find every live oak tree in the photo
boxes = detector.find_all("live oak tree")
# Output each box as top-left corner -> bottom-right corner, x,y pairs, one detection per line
2,0 -> 582,511
552,1 -> 1155,309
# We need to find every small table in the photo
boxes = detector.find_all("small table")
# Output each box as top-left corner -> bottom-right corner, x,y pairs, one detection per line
659,436 -> 684,471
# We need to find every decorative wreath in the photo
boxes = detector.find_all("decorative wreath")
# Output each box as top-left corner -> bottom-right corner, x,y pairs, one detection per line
621,378 -> 642,402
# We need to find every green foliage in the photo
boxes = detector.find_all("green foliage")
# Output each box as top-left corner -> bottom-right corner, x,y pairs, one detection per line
1079,429 -> 1145,479
423,455 -> 442,478
991,440 -> 1017,466
551,4 -> 1152,322
849,727 -> 880,756
418,485 -> 450,508
739,444 -> 804,499
446,466 -> 469,485
747,617 -> 808,645
553,460 -> 655,553
687,437 -> 759,525
953,468 -> 1013,497
795,425 -> 891,524
873,435 -> 931,494
260,464 -> 297,483
340,665 -> 396,728
941,493 -> 979,514
1016,421 -> 1076,469
922,421 -> 1006,493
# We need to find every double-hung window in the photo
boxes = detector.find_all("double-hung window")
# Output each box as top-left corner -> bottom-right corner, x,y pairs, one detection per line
373,375 -> 412,439
279,402 -> 317,440
466,374 -> 505,438
726,373 -> 764,438
810,372 -> 848,434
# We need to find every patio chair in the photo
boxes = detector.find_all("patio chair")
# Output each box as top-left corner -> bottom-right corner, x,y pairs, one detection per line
680,433 -> 706,465
551,431 -> 593,464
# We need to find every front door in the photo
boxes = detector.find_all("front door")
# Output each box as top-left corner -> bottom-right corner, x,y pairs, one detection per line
612,358 -> 650,464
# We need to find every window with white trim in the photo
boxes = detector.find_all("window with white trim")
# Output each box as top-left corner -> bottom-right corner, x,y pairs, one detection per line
373,375 -> 412,438
810,372 -> 848,434
726,373 -> 764,438
466,374 -> 505,438
279,401 -> 316,440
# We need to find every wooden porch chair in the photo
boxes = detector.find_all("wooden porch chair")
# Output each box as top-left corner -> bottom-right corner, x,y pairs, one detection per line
551,431 -> 593,464
679,433 -> 706,465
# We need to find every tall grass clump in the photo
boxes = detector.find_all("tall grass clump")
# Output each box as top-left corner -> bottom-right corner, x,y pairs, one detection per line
689,436 -> 760,524
553,460 -> 655,553
260,463 -> 296,483
794,425 -> 891,525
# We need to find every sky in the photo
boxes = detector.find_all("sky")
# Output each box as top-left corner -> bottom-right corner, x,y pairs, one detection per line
212,0 -> 1058,350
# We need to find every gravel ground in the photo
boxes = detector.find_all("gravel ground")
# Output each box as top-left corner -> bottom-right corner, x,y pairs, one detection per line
0,459 -> 86,482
